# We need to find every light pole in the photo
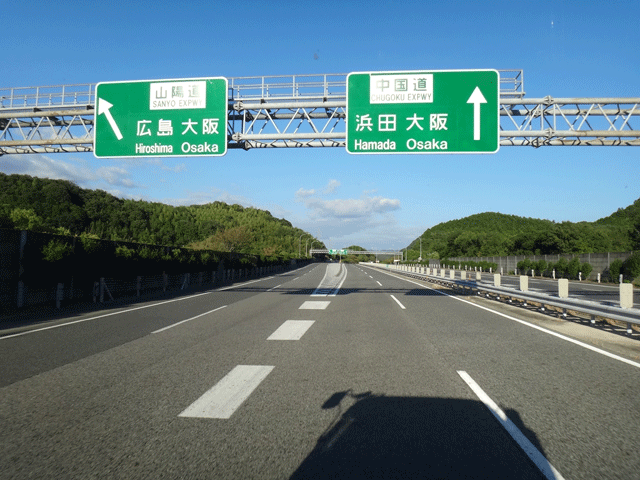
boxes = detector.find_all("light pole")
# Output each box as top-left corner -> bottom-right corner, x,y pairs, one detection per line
298,234 -> 308,258
309,240 -> 317,257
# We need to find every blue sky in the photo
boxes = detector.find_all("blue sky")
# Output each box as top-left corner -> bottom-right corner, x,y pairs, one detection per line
2,0 -> 639,250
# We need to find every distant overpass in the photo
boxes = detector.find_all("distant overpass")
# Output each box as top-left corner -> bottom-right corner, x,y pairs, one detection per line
310,249 -> 402,257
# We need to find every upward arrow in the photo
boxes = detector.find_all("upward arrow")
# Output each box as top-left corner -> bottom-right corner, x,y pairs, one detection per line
97,98 -> 123,140
466,87 -> 487,141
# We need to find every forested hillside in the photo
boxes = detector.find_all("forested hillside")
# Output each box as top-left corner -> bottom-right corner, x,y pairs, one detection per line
406,200 -> 640,260
0,173 -> 322,258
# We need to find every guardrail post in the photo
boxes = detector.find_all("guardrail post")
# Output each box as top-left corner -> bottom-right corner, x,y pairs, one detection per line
558,278 -> 569,298
620,283 -> 633,309
17,281 -> 25,308
520,276 -> 528,292
450,270 -> 455,280
56,283 -> 63,309
461,271 -> 466,280
476,272 -> 481,281
494,274 -> 501,287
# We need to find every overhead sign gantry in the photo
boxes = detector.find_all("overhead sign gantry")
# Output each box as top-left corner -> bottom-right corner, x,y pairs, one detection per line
94,77 -> 227,158
2,70 -> 640,155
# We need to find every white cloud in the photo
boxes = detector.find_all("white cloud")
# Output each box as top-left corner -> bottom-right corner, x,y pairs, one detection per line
1,154 -> 96,186
295,187 -> 316,200
96,166 -> 137,188
162,188 -> 257,208
306,195 -> 400,219
291,187 -> 404,249
322,179 -> 340,194
0,153 -> 140,190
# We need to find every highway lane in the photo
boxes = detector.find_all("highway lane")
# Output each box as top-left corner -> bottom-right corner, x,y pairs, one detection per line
0,264 -> 320,387
1,262 -> 639,479
361,265 -> 640,479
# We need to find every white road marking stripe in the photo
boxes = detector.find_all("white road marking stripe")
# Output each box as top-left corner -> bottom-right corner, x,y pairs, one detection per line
390,295 -> 406,309
267,284 -> 282,292
218,277 -> 273,291
179,365 -> 274,419
151,305 -> 227,334
369,267 -> 640,370
457,371 -> 565,480
0,276 -> 277,340
300,301 -> 330,310
267,320 -> 315,340
376,281 -> 382,286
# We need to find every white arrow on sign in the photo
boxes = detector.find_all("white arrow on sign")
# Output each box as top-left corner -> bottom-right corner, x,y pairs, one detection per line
466,87 -> 487,141
97,98 -> 123,140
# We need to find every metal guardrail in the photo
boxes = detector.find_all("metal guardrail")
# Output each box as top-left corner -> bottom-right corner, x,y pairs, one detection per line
361,263 -> 640,335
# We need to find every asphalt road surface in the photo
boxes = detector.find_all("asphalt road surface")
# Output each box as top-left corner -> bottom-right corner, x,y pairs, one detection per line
1,263 -> 639,479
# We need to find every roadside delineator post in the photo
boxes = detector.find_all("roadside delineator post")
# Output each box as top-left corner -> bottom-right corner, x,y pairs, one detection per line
558,278 -> 569,299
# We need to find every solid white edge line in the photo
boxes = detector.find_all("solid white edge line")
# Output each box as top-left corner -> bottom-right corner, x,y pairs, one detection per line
329,268 -> 348,297
267,284 -> 282,292
179,365 -> 274,419
217,277 -> 274,291
376,281 -> 382,286
365,267 -> 640,370
390,294 -> 406,309
151,305 -> 227,334
0,274 -> 278,341
457,371 -> 565,480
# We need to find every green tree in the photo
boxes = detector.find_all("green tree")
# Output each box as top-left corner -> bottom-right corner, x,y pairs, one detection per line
534,259 -> 547,277
622,253 -> 640,279
554,257 -> 569,278
608,259 -> 624,282
580,262 -> 593,280
567,257 -> 581,280
10,208 -> 45,231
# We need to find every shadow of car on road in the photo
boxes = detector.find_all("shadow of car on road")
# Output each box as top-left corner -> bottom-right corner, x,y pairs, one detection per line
290,390 -> 549,480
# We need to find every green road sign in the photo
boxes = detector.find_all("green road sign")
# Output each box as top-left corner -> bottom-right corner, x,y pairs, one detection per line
94,78 -> 228,158
346,70 -> 499,155
329,249 -> 337,254
340,249 -> 348,255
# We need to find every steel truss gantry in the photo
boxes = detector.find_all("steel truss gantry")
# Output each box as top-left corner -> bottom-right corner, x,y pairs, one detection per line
1,70 -> 639,155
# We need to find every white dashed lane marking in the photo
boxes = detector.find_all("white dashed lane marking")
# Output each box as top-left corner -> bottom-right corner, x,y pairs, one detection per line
300,301 -> 330,310
390,295 -> 406,309
267,320 -> 315,340
179,365 -> 274,419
